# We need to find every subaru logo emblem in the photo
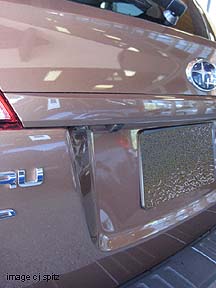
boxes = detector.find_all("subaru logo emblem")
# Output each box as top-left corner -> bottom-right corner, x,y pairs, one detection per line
186,59 -> 216,92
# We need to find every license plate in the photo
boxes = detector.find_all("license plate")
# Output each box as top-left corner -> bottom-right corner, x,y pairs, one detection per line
139,123 -> 215,209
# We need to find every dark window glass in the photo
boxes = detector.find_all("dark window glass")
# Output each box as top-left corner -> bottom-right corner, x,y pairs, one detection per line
100,0 -> 164,24
68,0 -> 215,41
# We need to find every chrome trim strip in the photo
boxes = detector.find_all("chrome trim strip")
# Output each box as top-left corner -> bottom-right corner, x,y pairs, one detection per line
69,127 -> 98,240
212,121 -> 216,179
138,130 -> 145,208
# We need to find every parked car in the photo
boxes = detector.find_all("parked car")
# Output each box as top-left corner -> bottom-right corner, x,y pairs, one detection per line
0,0 -> 215,287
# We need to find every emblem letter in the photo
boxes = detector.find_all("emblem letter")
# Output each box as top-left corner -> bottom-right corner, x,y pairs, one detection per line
0,171 -> 17,189
18,168 -> 44,188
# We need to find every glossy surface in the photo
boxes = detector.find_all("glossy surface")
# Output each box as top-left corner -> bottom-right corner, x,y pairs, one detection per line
0,208 -> 16,220
26,210 -> 216,288
91,124 -> 216,250
69,127 -> 98,238
0,0 -> 216,287
186,59 -> 216,92
2,128 -> 215,288
0,129 -> 104,287
18,168 -> 44,188
5,93 -> 216,128
0,0 -> 215,95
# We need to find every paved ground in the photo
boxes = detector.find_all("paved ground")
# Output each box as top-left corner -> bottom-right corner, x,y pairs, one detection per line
123,228 -> 216,288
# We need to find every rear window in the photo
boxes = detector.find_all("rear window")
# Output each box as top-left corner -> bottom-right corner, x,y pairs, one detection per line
68,0 -> 216,41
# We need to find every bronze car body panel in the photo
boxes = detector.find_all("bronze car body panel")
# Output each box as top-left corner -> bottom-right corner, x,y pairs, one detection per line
5,92 -> 216,128
91,125 -> 216,250
0,128 -> 106,287
0,0 -> 215,95
0,128 -> 215,288
0,0 -> 216,287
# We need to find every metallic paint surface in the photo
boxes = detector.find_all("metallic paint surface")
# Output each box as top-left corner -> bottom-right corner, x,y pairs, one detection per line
0,128 -> 213,288
3,92 -> 216,280
91,125 -> 216,251
5,93 -> 216,128
0,129 -> 104,287
0,0 -> 215,287
26,210 -> 216,288
0,0 -> 215,95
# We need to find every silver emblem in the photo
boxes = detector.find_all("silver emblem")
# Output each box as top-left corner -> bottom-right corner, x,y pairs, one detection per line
186,59 -> 216,92
0,209 -> 16,220
0,168 -> 44,189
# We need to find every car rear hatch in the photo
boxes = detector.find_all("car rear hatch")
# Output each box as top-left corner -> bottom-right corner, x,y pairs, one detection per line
1,0 -> 216,252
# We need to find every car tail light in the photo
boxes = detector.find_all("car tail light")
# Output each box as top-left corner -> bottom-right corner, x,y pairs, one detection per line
0,91 -> 22,129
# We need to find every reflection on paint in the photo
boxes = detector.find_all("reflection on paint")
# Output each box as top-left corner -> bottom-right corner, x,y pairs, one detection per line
55,26 -> 71,34
47,98 -> 61,110
94,84 -> 114,89
44,71 -> 62,82
99,190 -> 216,251
100,209 -> 115,232
127,47 -> 140,52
